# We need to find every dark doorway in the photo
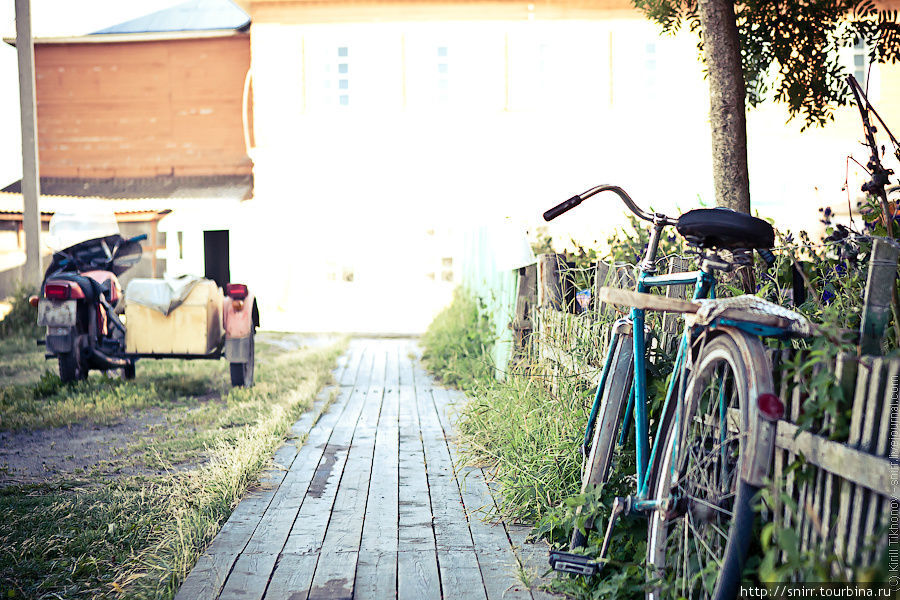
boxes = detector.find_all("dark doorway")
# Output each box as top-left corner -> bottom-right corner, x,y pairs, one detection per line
204,230 -> 230,289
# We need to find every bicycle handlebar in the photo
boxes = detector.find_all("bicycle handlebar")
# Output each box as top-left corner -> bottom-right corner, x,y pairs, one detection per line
542,195 -> 583,221
542,184 -> 675,225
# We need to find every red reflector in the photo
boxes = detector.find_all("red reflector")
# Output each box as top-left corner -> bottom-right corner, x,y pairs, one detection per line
45,283 -> 71,300
226,283 -> 248,300
757,393 -> 784,421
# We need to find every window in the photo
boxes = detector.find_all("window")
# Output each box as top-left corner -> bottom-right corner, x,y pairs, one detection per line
644,42 -> 657,101
334,47 -> 350,106
437,46 -> 449,104
853,38 -> 867,85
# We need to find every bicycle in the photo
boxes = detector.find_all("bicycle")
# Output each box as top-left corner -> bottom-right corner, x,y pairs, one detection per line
543,186 -> 809,599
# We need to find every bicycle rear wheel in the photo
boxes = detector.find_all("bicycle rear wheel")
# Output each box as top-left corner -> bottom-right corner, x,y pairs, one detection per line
646,332 -> 772,600
570,330 -> 633,549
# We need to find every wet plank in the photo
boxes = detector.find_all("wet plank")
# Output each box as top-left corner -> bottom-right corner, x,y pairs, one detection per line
307,385 -> 383,597
177,382 -> 352,600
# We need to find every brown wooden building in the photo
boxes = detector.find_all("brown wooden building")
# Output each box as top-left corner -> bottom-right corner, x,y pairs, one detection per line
3,0 -> 252,181
31,34 -> 251,179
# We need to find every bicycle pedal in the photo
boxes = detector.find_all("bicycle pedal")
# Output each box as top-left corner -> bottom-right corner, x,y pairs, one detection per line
549,550 -> 602,576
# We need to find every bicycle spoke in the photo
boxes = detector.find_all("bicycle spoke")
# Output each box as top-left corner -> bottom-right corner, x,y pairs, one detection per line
688,509 -> 723,569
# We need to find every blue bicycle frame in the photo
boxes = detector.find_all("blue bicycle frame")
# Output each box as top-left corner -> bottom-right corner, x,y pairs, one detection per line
581,264 -> 716,506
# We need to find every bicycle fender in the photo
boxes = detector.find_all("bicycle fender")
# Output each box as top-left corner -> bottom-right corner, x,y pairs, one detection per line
709,327 -> 777,488
743,417 -> 778,488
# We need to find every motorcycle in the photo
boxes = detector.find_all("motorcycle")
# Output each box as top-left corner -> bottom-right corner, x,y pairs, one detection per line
35,208 -> 143,382
35,207 -> 259,386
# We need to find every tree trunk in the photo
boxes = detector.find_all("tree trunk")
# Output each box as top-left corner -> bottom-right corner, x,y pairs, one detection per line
697,0 -> 751,213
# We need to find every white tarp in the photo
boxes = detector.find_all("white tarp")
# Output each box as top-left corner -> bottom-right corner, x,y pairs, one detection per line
125,275 -> 205,316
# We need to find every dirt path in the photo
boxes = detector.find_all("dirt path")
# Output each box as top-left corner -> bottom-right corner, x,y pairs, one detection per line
0,332 -> 339,487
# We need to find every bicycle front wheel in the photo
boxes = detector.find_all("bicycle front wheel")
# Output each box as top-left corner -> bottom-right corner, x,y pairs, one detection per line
646,332 -> 773,600
570,330 -> 633,549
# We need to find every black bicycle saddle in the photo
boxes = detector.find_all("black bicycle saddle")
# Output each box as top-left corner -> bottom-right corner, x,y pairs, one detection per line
676,208 -> 775,250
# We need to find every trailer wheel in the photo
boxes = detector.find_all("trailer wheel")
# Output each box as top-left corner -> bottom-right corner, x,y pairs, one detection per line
123,360 -> 136,380
230,333 -> 255,387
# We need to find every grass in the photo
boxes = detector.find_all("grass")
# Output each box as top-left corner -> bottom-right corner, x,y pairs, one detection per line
0,330 -> 346,599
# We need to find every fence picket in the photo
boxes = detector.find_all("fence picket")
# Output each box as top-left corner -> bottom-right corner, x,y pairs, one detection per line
847,358 -> 886,565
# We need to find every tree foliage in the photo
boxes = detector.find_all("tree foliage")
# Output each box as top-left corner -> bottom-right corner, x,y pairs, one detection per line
633,0 -> 900,128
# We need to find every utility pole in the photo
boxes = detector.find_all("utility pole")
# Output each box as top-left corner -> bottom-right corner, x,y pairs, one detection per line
15,0 -> 42,289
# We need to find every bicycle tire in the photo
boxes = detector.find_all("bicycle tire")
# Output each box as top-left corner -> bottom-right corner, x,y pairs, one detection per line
646,332 -> 773,600
570,331 -> 634,549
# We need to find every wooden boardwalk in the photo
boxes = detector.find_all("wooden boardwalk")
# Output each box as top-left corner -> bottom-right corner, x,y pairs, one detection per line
176,338 -> 552,600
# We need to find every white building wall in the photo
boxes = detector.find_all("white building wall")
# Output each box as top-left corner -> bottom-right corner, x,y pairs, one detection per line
247,17 -> 896,333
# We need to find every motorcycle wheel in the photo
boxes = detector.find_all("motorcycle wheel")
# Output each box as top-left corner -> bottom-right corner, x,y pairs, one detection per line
58,350 -> 86,383
229,333 -> 255,387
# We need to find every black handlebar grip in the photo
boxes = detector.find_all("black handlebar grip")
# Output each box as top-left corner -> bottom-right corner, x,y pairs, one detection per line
543,195 -> 583,221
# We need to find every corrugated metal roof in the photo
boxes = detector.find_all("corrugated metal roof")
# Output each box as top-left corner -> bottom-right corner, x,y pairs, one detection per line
0,193 -> 176,216
91,0 -> 249,35
2,176 -> 252,201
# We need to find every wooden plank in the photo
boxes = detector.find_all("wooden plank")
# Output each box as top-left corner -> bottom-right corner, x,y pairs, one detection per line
399,339 -> 416,386
598,286 -> 794,328
219,552 -> 279,600
397,380 -> 441,600
357,382 -> 399,581
863,358 -> 900,562
772,350 -> 790,522
339,342 -> 366,387
835,356 -> 874,568
504,521 -> 554,600
308,550 -> 357,600
783,364 -> 802,535
178,384 -> 354,600
262,553 -> 319,600
859,238 -> 900,354
418,388 -> 476,552
819,354 -> 856,543
438,388 -> 536,600
268,383 -> 369,593
847,358 -> 887,563
437,550 -> 489,600
538,253 -> 565,311
231,389 -> 359,599
307,384 -> 383,597
352,348 -> 377,391
398,550 -> 441,600
385,340 -> 400,389
174,483 -> 280,600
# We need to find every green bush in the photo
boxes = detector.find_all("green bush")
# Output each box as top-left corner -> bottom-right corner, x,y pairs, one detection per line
420,288 -> 495,388
0,286 -> 40,340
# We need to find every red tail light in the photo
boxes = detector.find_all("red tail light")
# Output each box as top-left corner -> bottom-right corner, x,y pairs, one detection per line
226,283 -> 248,300
44,280 -> 85,300
757,393 -> 785,421
45,283 -> 71,300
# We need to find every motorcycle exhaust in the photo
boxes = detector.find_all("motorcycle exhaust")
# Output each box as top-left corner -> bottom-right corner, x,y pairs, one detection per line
90,348 -> 129,369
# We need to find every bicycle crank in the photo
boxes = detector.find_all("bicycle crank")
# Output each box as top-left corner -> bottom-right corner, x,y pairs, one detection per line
549,496 -> 631,576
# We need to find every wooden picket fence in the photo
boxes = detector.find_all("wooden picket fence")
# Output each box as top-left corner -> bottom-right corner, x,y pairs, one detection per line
509,244 -> 900,572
